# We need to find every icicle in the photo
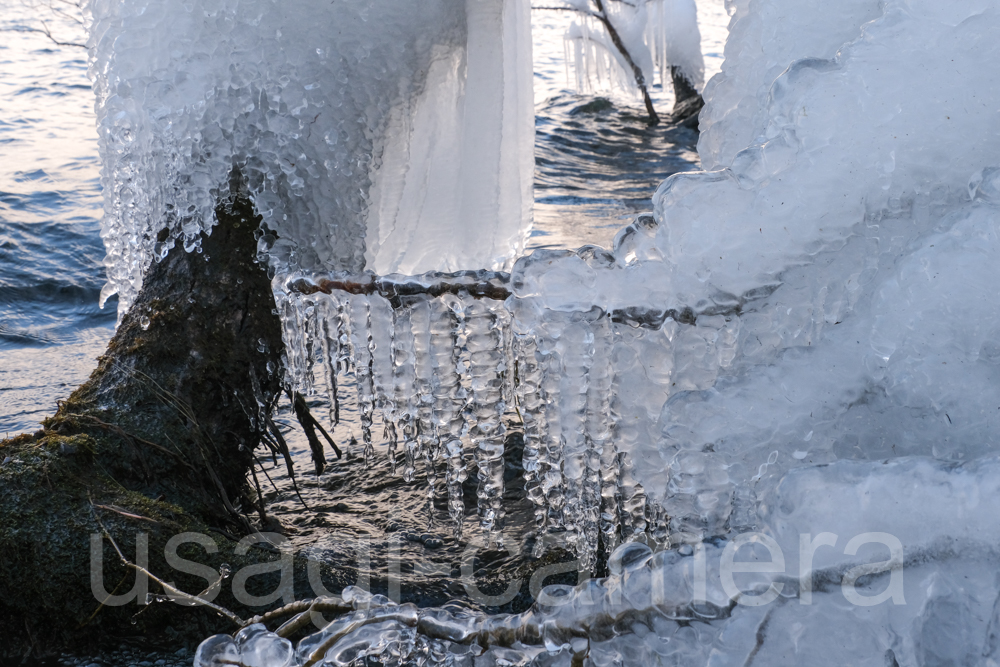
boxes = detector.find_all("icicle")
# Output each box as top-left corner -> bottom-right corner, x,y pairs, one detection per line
317,295 -> 341,428
302,298 -> 320,397
369,295 -> 396,472
605,326 -> 648,544
599,442 -> 622,552
278,291 -> 306,391
514,334 -> 547,528
591,316 -> 620,554
645,0 -> 705,92
464,300 -> 507,546
582,314 -> 613,567
391,302 -> 419,482
553,315 -> 592,561
618,452 -> 647,543
336,297 -> 352,375
429,295 -> 467,538
498,306 -> 516,415
410,299 -> 438,499
531,327 -> 566,555
444,437 -> 467,540
349,296 -> 377,466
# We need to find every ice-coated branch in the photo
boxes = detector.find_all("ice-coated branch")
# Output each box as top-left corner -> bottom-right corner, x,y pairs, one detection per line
533,1 -> 660,124
591,0 -> 660,124
285,269 -> 705,328
286,270 -> 514,302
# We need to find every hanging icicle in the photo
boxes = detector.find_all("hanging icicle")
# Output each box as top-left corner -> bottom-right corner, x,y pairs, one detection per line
465,300 -> 508,546
274,266 -> 695,560
348,296 -> 377,466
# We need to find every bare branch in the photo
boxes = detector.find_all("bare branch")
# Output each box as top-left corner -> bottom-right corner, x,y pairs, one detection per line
49,5 -> 84,26
591,0 -> 659,124
534,0 -> 660,124
4,23 -> 86,49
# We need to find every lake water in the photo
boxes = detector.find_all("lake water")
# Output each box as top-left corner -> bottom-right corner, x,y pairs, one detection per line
0,0 -> 728,659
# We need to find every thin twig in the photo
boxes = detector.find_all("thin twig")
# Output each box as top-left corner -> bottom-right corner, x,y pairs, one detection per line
111,361 -> 254,528
591,0 -> 660,124
91,503 -> 161,524
5,23 -> 85,48
264,414 -> 310,509
63,412 -> 194,473
90,504 -> 245,626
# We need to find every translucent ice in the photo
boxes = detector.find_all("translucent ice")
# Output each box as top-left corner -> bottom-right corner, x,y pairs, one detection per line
502,0 -> 1000,537
194,455 -> 1000,664
234,624 -> 294,667
180,0 -> 1000,660
89,0 -> 533,315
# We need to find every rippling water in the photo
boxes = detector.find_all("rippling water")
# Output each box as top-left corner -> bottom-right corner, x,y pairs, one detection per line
0,0 -> 728,655
0,1 -> 113,436
528,3 -> 726,251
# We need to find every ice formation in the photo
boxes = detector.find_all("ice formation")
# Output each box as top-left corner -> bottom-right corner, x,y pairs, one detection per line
259,0 -> 1000,662
272,0 -> 1000,545
88,0 -> 533,315
563,0 -> 705,97
84,0 -> 998,659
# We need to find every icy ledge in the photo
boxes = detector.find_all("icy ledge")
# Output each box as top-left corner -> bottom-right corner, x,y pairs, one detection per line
196,455 -> 1000,666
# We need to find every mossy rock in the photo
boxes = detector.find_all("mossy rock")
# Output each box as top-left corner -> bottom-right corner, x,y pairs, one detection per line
0,174 -> 341,658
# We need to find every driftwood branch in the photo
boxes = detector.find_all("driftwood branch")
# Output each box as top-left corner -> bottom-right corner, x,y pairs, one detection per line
91,508 -> 246,627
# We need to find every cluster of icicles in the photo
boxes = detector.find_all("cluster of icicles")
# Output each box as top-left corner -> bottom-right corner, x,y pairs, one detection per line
274,270 -> 654,569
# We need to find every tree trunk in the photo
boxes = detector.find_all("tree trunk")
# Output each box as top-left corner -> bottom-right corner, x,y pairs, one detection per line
0,173 -> 348,657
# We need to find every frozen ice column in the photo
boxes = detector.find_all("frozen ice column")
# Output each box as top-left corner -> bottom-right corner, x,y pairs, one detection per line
89,0 -> 534,317
365,0 -> 535,276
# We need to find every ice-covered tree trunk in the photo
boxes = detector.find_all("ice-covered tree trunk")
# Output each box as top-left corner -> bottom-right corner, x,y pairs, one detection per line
51,174 -> 286,518
0,175 -> 344,657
